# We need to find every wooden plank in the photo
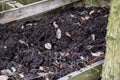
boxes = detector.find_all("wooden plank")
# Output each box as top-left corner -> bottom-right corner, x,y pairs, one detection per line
0,0 -> 81,24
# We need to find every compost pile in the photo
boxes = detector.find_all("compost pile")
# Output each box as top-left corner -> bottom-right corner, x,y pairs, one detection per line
0,7 -> 109,80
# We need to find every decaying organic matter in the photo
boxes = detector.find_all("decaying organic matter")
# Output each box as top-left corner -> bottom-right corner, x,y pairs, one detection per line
0,7 -> 109,80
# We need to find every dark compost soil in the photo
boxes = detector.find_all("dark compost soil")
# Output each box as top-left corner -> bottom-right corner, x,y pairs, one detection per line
0,7 -> 109,80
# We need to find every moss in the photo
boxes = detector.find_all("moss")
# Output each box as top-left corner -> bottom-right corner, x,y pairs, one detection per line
102,0 -> 120,80
15,0 -> 41,5
0,2 -> 13,11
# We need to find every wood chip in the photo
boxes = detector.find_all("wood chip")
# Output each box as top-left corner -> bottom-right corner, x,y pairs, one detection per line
65,32 -> 71,37
56,28 -> 61,39
44,42 -> 52,50
53,22 -> 58,28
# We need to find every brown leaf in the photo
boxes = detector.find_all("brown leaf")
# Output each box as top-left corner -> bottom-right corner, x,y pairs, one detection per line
65,32 -> 71,37
89,10 -> 95,15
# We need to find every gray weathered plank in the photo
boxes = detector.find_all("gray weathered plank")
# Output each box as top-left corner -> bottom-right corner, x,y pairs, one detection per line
0,0 -> 80,24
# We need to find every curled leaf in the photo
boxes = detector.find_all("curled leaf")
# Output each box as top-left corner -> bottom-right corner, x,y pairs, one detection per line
65,32 -> 71,37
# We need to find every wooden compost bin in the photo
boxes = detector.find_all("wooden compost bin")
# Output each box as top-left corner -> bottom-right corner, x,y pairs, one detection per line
0,0 -> 109,80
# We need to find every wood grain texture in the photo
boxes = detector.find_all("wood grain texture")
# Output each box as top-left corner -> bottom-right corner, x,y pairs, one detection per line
0,0 -> 80,24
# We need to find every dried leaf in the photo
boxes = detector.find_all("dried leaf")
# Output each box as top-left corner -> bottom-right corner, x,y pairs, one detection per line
53,22 -> 58,28
65,53 -> 69,57
19,39 -> 28,46
91,52 -> 104,57
89,10 -> 95,15
56,28 -> 61,39
26,23 -> 33,26
37,72 -> 48,77
65,32 -> 71,37
81,17 -> 85,21
18,39 -> 26,44
97,10 -> 101,13
103,15 -> 108,18
44,42 -> 52,50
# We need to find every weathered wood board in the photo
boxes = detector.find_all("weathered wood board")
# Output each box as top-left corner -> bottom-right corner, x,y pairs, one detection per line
0,0 -> 81,24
